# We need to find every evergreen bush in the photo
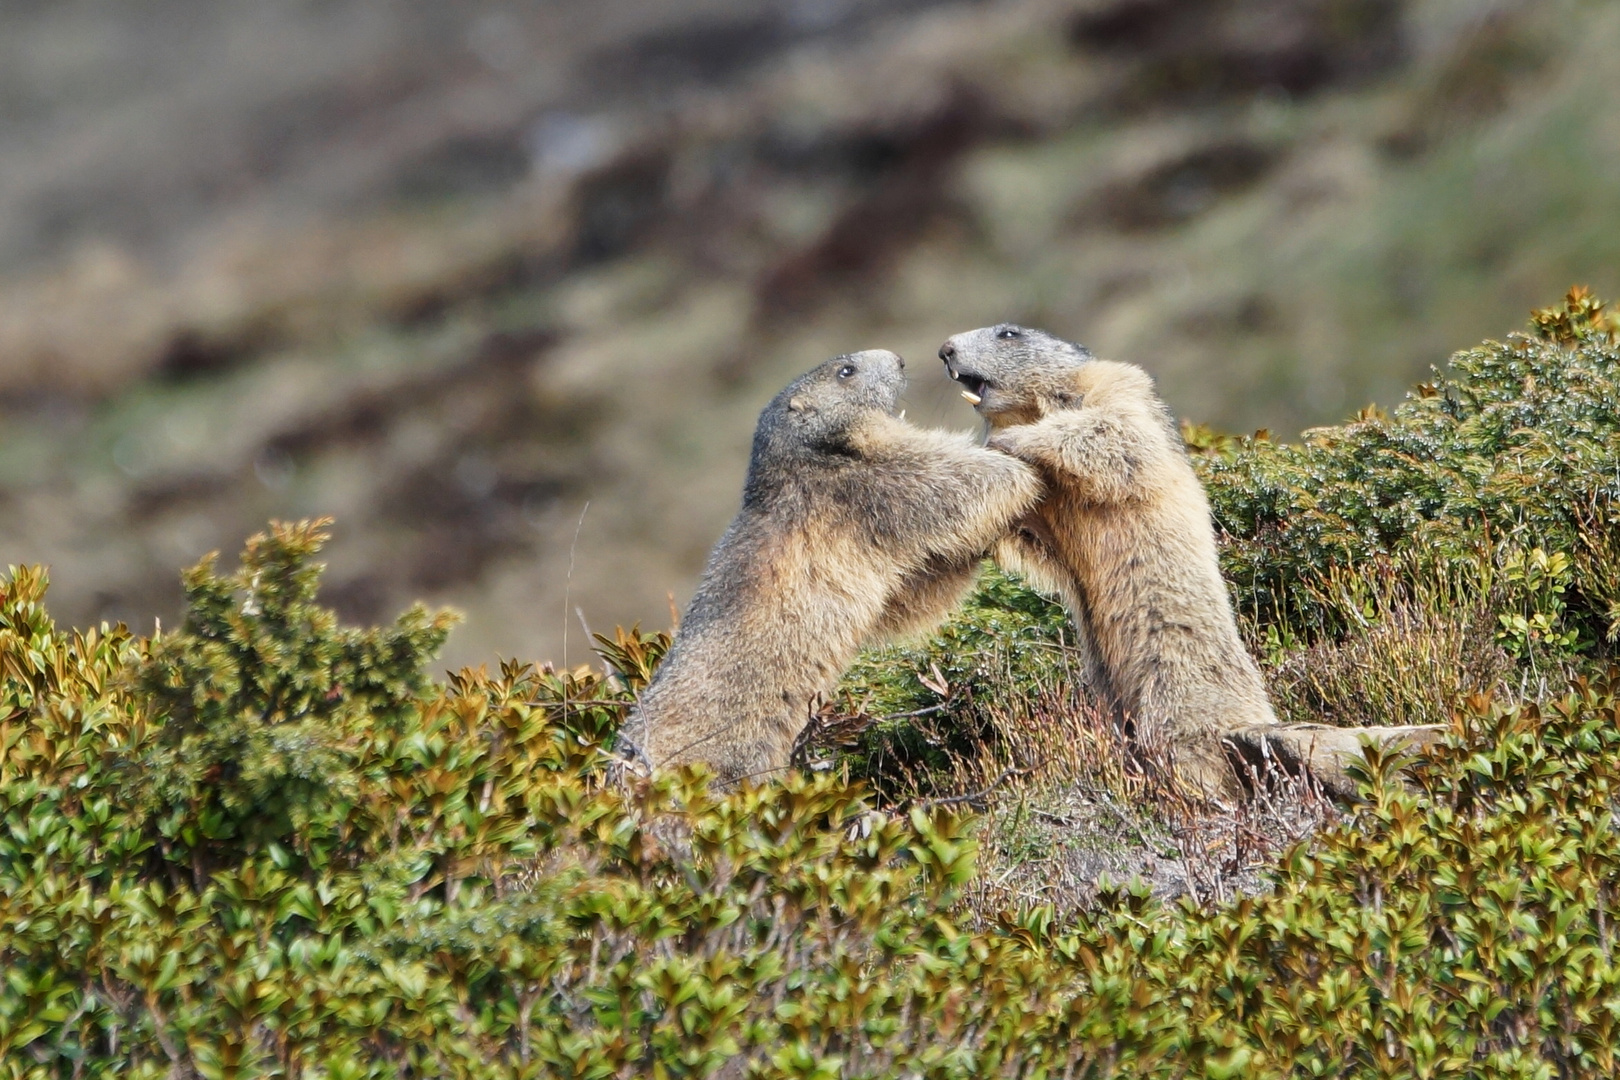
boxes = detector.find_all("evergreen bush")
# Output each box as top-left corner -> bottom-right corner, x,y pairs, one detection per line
6,292 -> 1620,1076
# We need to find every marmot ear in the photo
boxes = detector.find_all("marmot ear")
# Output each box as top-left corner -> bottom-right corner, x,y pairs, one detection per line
1056,392 -> 1083,408
788,396 -> 812,413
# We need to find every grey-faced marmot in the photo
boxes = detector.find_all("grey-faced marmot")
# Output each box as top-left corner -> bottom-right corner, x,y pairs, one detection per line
628,349 -> 1043,785
938,324 -> 1440,799
938,324 -> 1275,796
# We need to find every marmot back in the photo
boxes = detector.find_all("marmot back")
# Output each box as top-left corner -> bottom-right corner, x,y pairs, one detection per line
628,349 -> 1042,785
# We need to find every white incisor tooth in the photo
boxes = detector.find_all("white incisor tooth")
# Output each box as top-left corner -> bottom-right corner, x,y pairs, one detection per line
897,409 -> 906,420
950,370 -> 959,380
961,389 -> 983,405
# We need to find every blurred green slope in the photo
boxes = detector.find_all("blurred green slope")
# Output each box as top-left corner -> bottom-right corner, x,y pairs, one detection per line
0,0 -> 1615,667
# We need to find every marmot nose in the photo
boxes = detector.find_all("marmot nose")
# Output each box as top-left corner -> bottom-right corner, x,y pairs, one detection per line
895,353 -> 905,369
938,342 -> 955,363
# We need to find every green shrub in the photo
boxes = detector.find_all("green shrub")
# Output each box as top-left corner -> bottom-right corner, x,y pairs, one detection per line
10,527 -> 1620,1076
1204,286 -> 1620,646
0,524 -> 994,1077
825,568 -> 1076,798
8,293 -> 1620,1077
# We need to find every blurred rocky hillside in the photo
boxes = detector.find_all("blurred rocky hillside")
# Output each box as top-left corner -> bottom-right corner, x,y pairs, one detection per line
1,0 -> 1617,667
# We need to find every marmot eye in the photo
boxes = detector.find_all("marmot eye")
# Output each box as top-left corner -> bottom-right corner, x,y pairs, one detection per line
837,363 -> 857,379
996,326 -> 1022,340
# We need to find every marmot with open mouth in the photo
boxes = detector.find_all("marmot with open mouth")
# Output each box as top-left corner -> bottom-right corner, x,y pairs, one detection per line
940,324 -> 1273,797
940,324 -> 1441,799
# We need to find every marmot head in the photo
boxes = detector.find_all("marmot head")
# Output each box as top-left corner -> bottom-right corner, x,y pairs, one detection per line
938,324 -> 1093,425
752,349 -> 906,462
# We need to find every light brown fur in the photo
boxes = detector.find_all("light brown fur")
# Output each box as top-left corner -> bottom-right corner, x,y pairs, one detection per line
940,326 -> 1274,796
628,349 -> 1042,785
940,324 -> 1442,799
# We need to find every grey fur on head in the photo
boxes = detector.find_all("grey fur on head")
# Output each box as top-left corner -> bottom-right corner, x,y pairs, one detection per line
938,324 -> 1092,424
751,349 -> 905,464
